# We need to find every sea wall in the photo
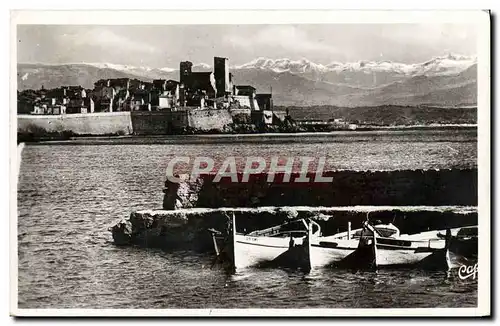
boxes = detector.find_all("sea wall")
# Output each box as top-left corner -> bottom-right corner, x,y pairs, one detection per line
130,111 -> 171,135
111,206 -> 477,251
18,109 -> 235,136
18,112 -> 133,135
130,110 -> 231,134
163,170 -> 478,210
187,109 -> 233,130
229,108 -> 252,124
229,108 -> 251,117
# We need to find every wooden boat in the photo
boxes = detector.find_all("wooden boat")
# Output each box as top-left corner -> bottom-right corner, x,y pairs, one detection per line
437,225 -> 477,269
209,214 -> 407,271
353,221 -> 452,270
309,222 -> 400,269
209,213 -> 315,271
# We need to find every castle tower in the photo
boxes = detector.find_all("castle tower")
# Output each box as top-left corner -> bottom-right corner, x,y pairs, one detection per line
214,57 -> 230,98
180,61 -> 193,88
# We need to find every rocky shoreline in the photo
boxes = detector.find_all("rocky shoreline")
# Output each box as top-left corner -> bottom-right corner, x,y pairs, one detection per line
18,123 -> 476,143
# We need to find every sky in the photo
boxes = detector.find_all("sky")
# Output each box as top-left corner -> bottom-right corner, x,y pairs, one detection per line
17,24 -> 477,67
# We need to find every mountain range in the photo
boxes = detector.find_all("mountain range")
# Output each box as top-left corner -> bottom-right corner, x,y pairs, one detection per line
17,54 -> 477,107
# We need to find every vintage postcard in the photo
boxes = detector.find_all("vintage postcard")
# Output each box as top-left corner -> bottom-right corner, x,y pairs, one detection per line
10,10 -> 490,317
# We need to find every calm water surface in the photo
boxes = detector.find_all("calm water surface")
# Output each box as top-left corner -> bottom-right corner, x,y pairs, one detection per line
17,130 -> 478,309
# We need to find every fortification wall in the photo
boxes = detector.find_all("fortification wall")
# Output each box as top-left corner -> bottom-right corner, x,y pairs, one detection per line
130,111 -> 171,135
229,108 -> 250,124
171,111 -> 189,129
233,95 -> 259,111
187,109 -> 233,130
229,108 -> 251,117
17,112 -> 133,135
18,109 -> 236,135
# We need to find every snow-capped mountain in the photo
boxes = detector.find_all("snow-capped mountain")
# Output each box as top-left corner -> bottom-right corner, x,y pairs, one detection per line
66,53 -> 478,79
228,54 -> 477,89
232,54 -> 477,77
84,62 -> 176,76
81,61 -> 216,77
234,57 -> 330,74
17,53 -> 477,107
410,54 -> 477,76
76,53 -> 477,83
193,63 -> 212,70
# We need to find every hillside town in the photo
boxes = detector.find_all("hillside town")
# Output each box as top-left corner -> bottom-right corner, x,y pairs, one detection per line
17,56 -> 304,135
18,56 -> 273,115
17,55 -> 476,137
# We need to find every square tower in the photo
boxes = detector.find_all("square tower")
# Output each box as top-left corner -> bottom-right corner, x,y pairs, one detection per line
214,57 -> 230,98
180,61 -> 193,88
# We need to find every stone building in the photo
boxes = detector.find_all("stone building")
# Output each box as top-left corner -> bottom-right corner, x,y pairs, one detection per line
256,93 -> 273,111
21,55 -> 276,122
214,57 -> 231,98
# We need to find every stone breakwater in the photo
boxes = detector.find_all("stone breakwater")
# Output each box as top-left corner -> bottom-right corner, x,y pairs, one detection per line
163,170 -> 478,210
111,206 -> 477,251
111,169 -> 477,251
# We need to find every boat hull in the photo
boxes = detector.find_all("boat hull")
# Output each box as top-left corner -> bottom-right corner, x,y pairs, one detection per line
233,234 -> 304,269
375,244 -> 447,268
372,237 -> 449,270
353,223 -> 452,270
309,239 -> 359,268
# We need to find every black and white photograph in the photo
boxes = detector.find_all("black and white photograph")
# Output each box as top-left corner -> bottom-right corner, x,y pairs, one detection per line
11,10 -> 490,317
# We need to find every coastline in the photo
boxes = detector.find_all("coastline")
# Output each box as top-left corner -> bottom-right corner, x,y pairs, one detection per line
18,124 -> 477,145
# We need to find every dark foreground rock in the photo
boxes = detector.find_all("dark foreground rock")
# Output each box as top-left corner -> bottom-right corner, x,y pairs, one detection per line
163,170 -> 478,210
111,219 -> 133,245
111,206 -> 477,252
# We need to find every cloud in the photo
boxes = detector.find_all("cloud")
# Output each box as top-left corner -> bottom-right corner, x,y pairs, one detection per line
225,25 -> 339,55
63,27 -> 159,54
376,24 -> 475,45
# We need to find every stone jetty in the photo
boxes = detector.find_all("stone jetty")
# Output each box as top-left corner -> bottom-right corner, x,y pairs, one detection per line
111,170 -> 477,251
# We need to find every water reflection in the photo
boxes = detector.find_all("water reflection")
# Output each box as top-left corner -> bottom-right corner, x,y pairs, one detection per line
17,133 -> 477,309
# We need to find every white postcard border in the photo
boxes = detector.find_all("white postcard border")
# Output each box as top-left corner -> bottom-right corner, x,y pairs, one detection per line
9,9 -> 491,317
